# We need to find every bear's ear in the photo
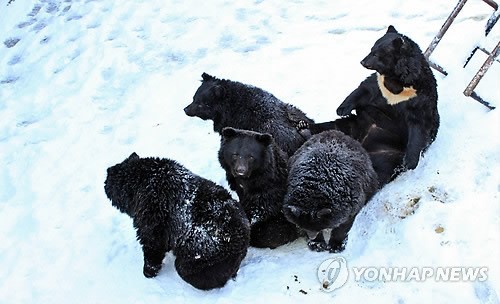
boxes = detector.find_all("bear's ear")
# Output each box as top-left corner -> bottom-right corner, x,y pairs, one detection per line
201,72 -> 215,82
316,208 -> 332,218
127,152 -> 140,161
213,85 -> 226,99
256,133 -> 273,146
222,127 -> 238,139
392,36 -> 404,49
387,25 -> 398,34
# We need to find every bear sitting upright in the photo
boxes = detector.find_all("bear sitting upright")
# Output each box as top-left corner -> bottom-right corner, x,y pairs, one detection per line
184,72 -> 314,157
104,152 -> 250,290
283,130 -> 379,252
218,127 -> 299,249
307,25 -> 439,185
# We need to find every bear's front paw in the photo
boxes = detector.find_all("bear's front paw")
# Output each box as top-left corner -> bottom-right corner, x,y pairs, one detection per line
143,263 -> 161,278
307,239 -> 329,252
295,120 -> 312,140
296,120 -> 309,130
328,240 -> 346,253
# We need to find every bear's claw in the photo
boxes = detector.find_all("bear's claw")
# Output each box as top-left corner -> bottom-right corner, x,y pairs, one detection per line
296,120 -> 309,130
307,240 -> 329,252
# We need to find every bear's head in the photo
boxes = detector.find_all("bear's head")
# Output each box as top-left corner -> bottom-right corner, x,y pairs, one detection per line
184,72 -> 227,121
104,152 -> 140,213
360,25 -> 422,84
282,204 -> 336,239
219,127 -> 273,179
106,152 -> 140,175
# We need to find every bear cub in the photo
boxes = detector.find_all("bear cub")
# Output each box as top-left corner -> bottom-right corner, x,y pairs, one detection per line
104,152 -> 250,290
283,130 -> 379,252
218,127 -> 299,249
184,72 -> 314,157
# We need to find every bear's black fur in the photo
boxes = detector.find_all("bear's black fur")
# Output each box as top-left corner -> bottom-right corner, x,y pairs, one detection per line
184,72 -> 314,157
307,26 -> 439,185
283,130 -> 379,252
104,152 -> 250,290
218,127 -> 299,249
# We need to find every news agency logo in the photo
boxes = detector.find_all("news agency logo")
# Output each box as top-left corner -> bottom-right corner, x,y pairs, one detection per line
317,257 -> 349,292
351,266 -> 489,283
317,256 -> 489,292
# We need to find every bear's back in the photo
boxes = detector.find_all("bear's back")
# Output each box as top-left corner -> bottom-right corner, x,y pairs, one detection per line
131,157 -> 193,201
220,80 -> 312,156
288,130 -> 378,204
172,176 -> 250,262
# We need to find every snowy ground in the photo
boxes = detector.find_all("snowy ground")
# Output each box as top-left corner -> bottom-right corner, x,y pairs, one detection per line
0,0 -> 499,303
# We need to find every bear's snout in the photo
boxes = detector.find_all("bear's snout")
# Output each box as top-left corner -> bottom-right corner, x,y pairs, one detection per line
360,56 -> 374,70
233,165 -> 248,177
183,104 -> 195,116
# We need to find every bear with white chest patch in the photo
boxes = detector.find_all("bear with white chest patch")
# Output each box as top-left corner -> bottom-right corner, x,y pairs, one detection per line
306,25 -> 439,185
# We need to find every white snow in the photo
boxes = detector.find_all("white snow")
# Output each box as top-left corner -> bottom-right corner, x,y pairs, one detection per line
0,0 -> 499,303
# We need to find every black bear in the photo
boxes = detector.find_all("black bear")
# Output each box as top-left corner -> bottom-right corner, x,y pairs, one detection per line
306,25 -> 439,185
184,72 -> 314,157
104,152 -> 250,290
218,127 -> 299,249
283,130 -> 379,252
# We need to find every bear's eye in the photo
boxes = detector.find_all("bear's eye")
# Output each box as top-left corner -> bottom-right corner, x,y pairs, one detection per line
232,154 -> 239,160
247,156 -> 255,161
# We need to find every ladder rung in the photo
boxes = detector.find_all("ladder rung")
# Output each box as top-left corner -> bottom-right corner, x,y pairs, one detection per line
478,47 -> 500,63
482,0 -> 498,10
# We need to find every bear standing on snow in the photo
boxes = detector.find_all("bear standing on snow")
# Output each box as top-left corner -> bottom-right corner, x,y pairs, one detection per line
218,127 -> 299,249
283,130 -> 379,252
184,72 -> 314,157
306,26 -> 439,185
104,152 -> 250,290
